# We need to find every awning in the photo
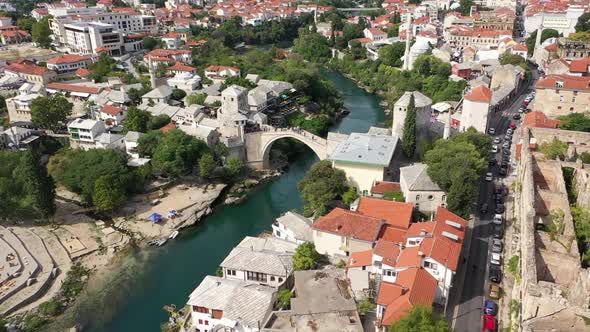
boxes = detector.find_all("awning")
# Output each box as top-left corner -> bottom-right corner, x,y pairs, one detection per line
71,92 -> 90,98
46,88 -> 58,94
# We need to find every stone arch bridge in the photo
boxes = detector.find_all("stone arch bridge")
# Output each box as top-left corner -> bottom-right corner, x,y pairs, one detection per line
245,126 -> 328,169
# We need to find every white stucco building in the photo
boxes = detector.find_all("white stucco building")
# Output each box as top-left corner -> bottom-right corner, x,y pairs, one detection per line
399,163 -> 446,214
272,211 -> 313,244
460,85 -> 492,133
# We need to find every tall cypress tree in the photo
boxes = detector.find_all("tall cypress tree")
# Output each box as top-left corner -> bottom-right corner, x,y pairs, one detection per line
19,149 -> 56,219
402,94 -> 417,158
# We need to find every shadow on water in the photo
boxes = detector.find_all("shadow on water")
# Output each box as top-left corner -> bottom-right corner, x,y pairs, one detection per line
45,71 -> 384,332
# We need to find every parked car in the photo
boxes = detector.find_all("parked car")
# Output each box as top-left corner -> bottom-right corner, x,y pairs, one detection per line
499,168 -> 507,176
504,134 -> 512,141
490,252 -> 502,266
494,195 -> 503,205
502,142 -> 511,149
491,145 -> 499,153
495,204 -> 505,214
509,122 -> 517,130
518,106 -> 527,113
489,158 -> 497,166
491,238 -> 503,253
489,267 -> 502,283
513,113 -> 521,120
492,224 -> 504,238
484,300 -> 498,316
493,137 -> 501,144
507,128 -> 514,135
488,127 -> 496,135
488,284 -> 502,299
481,203 -> 489,213
483,314 -> 497,332
493,214 -> 503,225
485,172 -> 493,182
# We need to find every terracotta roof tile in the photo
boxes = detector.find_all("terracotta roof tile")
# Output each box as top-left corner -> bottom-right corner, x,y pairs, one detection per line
465,85 -> 492,103
312,208 -> 384,242
47,82 -> 101,94
167,62 -> 196,72
101,105 -> 122,116
376,281 -> 404,305
357,197 -> 413,229
160,122 -> 177,133
569,58 -> 590,73
346,249 -> 373,268
371,181 -> 401,194
378,225 -> 407,243
522,111 -> 559,129
4,63 -> 49,76
75,68 -> 92,77
373,239 -> 401,266
47,54 -> 92,65
395,246 -> 422,267
536,75 -> 590,91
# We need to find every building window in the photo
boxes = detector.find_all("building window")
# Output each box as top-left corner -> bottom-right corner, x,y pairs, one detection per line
558,106 -> 562,110
560,95 -> 564,102
570,107 -> 575,111
270,276 -> 275,281
227,269 -> 236,276
572,96 -> 576,103
442,195 -> 446,202
278,277 -> 283,283
424,261 -> 438,270
384,270 -> 396,277
416,194 -> 421,200
428,195 -> 434,201
198,319 -> 203,324
205,321 -> 209,326
246,271 -> 267,282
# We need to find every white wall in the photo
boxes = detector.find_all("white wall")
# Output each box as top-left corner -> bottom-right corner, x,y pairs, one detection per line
272,222 -> 305,244
313,229 -> 347,257
460,99 -> 489,133
404,190 -> 446,214
332,160 -> 385,195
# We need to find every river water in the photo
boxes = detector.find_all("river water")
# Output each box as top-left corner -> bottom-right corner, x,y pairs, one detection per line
72,71 -> 384,332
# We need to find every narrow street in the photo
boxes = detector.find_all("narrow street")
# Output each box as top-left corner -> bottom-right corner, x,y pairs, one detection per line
449,69 -> 539,332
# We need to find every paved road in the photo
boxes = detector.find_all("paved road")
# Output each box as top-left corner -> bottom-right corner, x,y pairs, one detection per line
450,69 -> 539,332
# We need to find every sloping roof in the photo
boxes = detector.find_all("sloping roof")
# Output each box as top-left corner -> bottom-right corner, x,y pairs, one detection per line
187,276 -> 275,327
400,163 -> 442,192
357,197 -> 413,229
275,211 -> 312,242
236,236 -> 298,253
394,91 -> 432,108
379,225 -> 407,243
166,62 -> 196,72
373,239 -> 401,264
47,82 -> 101,94
536,75 -> 590,91
570,58 -> 590,73
312,208 -> 383,242
47,54 -> 91,65
464,85 -> 492,102
371,181 -> 401,194
220,247 -> 293,276
142,85 -> 173,98
124,131 -> 143,142
395,246 -> 422,267
330,133 -> 397,166
4,63 -> 49,75
522,111 -> 559,129
100,105 -> 122,116
347,249 -> 373,268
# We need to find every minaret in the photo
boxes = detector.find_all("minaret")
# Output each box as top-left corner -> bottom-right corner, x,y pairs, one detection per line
533,13 -> 545,65
148,57 -> 157,89
443,109 -> 452,139
402,13 -> 412,71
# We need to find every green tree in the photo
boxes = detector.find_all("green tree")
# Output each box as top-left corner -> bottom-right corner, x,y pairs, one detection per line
18,149 -> 56,219
293,31 -> 331,62
297,160 -> 347,216
446,168 -> 478,218
225,157 -> 242,179
401,95 -> 417,158
89,53 -> 116,82
293,242 -> 320,270
30,94 -> 73,132
425,140 -> 487,191
386,25 -> 400,37
349,40 -> 366,60
276,289 -> 293,309
220,76 -> 256,90
143,36 -> 162,50
383,191 -> 405,202
147,114 -> 170,130
137,130 -> 164,157
575,12 -> 590,32
39,299 -> 61,316
186,93 -> 207,106
459,0 -> 474,16
170,88 -> 187,101
378,42 -> 405,67
152,129 -> 209,176
526,29 -> 559,56
539,137 -> 568,160
92,175 -> 127,211
199,153 -> 216,178
389,306 -> 450,332
342,186 -> 359,206
32,17 -> 51,48
125,107 -> 151,132
358,297 -> 376,316
127,88 -> 145,105
17,17 -> 36,32
558,113 -> 590,132
499,53 -> 527,68
451,127 -> 492,158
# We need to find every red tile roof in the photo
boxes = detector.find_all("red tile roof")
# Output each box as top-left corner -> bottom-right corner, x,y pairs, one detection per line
545,43 -> 559,52
395,246 -> 422,267
47,54 -> 92,65
406,222 -> 436,238
367,27 -> 386,35
536,75 -> 590,91
204,65 -> 240,72
379,225 -> 407,243
357,197 -> 413,229
312,208 -> 383,242
100,105 -> 122,116
373,239 -> 401,265
376,281 -> 404,305
160,122 -> 177,133
371,181 -> 401,194
4,62 -> 49,76
347,249 -> 373,268
166,62 -> 196,72
464,85 -> 492,103
512,43 -> 528,51
47,82 -> 101,94
75,68 -> 92,77
522,111 -> 559,129
569,58 -> 590,74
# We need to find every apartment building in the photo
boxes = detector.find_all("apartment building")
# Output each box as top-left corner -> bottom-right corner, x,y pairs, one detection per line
6,83 -> 45,123
46,54 -> 93,74
3,62 -> 56,85
67,118 -> 106,149
448,28 -> 513,50
524,4 -> 586,37
63,22 -> 123,55
534,75 -> 590,117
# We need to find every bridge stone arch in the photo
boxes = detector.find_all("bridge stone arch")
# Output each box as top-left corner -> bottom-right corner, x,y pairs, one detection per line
245,127 -> 328,169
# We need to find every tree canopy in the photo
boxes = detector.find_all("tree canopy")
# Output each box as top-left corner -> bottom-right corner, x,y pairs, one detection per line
89,53 -> 116,82
293,242 -> 321,270
575,12 -> 590,33
389,306 -> 451,332
378,42 -> 405,67
30,94 -> 73,132
297,160 -> 347,216
526,29 -> 559,56
401,95 -> 417,158
186,93 -> 207,106
293,30 -> 331,62
32,17 -> 51,48
150,129 -> 210,177
558,113 -> 590,132
125,107 -> 170,132
539,138 -> 568,160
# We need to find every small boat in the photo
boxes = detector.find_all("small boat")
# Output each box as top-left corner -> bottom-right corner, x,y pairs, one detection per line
156,239 -> 167,247
169,231 -> 179,239
147,239 -> 159,246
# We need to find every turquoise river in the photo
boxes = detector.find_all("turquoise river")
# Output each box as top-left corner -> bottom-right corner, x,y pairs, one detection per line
61,71 -> 385,332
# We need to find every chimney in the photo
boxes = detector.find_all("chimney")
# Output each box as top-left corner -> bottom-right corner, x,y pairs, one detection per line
418,251 -> 424,256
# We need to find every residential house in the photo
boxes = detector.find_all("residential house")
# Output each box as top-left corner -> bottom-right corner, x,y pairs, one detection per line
167,71 -> 201,93
272,211 -> 313,244
460,85 -> 492,133
0,28 -> 30,45
262,269 -> 363,332
399,163 -> 446,214
142,85 -> 173,105
220,240 -> 294,289
161,31 -> 182,49
94,105 -> 126,127
124,131 -> 143,158
1,126 -> 39,149
355,196 -> 414,230
6,83 -> 45,123
204,65 -> 241,81
510,44 -> 528,58
370,181 -> 401,199
311,208 -> 384,257
94,132 -> 125,150
46,82 -> 102,99
569,58 -> 590,76
364,28 -> 387,42
3,62 -> 56,85
247,85 -> 273,113
533,75 -> 590,117
144,49 -> 192,65
187,276 -> 276,332
46,54 -> 93,75
67,118 -> 106,150
329,133 -> 398,195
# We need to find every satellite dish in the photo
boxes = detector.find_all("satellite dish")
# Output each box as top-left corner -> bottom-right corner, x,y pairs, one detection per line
450,3 -> 461,9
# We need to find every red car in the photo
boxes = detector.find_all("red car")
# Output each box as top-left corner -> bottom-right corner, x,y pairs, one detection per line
483,314 -> 497,332
509,122 -> 517,130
